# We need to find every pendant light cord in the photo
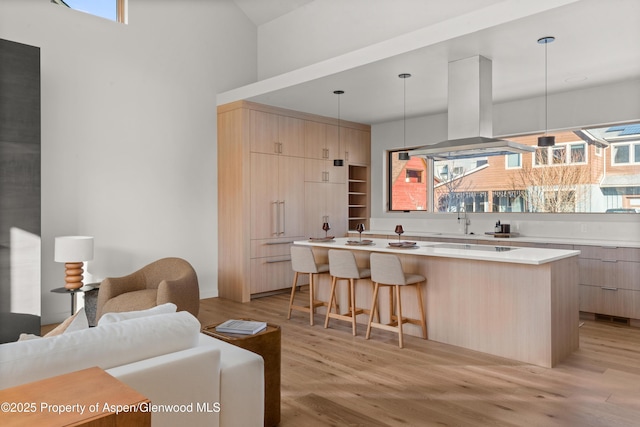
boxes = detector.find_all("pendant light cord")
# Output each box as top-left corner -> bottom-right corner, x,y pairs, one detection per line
403,76 -> 406,149
544,40 -> 548,136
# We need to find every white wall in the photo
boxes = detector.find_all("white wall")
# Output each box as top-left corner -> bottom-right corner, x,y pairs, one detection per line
0,0 -> 257,323
371,79 -> 640,242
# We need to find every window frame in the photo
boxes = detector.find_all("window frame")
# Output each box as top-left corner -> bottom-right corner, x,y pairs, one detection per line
505,153 -> 522,169
533,141 -> 588,167
611,142 -> 640,166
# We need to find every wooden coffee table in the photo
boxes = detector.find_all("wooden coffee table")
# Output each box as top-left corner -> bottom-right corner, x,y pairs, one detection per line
203,321 -> 281,427
0,367 -> 150,427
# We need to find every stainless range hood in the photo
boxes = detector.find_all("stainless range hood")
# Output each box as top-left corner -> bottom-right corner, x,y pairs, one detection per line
411,56 -> 534,160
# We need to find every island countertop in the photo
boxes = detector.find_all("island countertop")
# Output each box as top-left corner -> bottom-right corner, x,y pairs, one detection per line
296,237 -> 580,265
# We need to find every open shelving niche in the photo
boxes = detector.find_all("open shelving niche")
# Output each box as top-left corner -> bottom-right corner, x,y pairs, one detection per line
348,164 -> 369,231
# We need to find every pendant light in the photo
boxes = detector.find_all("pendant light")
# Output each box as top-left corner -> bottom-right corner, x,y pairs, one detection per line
537,36 -> 555,147
333,90 -> 345,167
398,73 -> 411,160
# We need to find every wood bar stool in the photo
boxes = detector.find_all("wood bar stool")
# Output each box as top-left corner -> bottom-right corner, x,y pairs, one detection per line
288,245 -> 331,326
366,252 -> 427,348
324,249 -> 372,336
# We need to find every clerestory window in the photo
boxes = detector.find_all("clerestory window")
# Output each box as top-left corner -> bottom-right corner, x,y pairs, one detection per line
51,0 -> 126,23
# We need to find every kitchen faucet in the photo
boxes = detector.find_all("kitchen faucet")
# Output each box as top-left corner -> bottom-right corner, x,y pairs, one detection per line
457,207 -> 470,235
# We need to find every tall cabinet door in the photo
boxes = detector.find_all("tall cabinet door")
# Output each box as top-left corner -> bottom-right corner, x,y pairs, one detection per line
250,152 -> 279,239
278,155 -> 305,238
305,182 -> 347,239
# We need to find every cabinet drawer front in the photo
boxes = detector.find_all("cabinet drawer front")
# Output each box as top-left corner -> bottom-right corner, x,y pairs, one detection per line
579,285 -> 640,319
250,257 -> 294,294
578,258 -> 605,287
575,245 -> 640,262
579,258 -> 640,290
251,237 -> 303,258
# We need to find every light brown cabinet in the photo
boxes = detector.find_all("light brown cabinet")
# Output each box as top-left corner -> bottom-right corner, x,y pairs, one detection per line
251,153 -> 305,239
250,110 -> 305,157
575,244 -> 640,320
218,101 -> 370,301
305,181 -> 347,239
342,127 -> 370,165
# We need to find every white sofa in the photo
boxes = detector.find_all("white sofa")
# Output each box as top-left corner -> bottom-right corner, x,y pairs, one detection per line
0,310 -> 264,427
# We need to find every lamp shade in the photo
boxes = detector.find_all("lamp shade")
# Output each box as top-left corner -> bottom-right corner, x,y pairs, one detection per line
54,236 -> 94,262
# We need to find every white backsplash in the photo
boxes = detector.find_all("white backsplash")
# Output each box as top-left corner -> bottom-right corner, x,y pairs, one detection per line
370,214 -> 640,244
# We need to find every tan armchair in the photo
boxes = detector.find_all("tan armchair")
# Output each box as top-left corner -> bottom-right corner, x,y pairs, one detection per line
96,257 -> 200,322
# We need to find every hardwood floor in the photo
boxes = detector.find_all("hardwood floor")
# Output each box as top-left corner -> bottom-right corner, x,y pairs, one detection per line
198,292 -> 640,427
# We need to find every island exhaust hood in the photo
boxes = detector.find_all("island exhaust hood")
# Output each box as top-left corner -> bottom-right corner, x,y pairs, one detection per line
411,56 -> 535,160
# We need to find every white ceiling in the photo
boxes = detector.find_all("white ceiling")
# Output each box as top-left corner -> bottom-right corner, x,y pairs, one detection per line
233,0 -> 313,26
230,0 -> 640,125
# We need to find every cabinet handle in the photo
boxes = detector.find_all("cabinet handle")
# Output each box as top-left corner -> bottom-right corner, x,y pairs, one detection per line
265,241 -> 295,245
266,258 -> 291,264
602,260 -> 618,263
279,201 -> 285,235
272,201 -> 279,236
601,287 -> 618,291
345,151 -> 349,161
274,142 -> 279,153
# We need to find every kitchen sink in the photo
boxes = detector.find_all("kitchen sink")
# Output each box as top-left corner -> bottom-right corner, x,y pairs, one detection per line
430,243 -> 517,252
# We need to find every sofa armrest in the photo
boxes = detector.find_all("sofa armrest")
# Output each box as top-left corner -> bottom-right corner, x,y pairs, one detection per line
96,273 -> 146,319
107,345 -> 221,427
157,278 -> 200,318
198,333 -> 264,427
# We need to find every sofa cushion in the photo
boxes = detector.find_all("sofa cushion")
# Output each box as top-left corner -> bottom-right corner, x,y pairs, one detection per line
98,302 -> 177,326
0,311 -> 200,390
44,308 -> 89,337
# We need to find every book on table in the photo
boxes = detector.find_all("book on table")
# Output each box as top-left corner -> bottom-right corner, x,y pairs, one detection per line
215,319 -> 267,335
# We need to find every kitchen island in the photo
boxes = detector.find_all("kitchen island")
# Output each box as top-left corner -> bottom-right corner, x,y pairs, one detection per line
295,237 -> 580,368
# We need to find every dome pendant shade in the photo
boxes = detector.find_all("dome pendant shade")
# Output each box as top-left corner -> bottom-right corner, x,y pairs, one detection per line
537,135 -> 555,147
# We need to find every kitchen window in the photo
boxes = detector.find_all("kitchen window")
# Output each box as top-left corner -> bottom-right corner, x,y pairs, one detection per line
387,122 -> 640,214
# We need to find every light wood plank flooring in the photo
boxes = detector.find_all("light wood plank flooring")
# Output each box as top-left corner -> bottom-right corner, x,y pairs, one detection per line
198,292 -> 640,427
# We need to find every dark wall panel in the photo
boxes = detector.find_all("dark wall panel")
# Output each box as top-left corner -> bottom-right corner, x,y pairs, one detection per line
0,39 -> 41,313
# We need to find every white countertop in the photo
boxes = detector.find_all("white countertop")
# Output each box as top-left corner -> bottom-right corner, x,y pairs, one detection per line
357,230 -> 640,249
296,237 -> 580,265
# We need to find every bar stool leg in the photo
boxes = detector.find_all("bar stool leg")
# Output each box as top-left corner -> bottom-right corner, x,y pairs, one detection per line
395,285 -> 404,348
309,272 -> 315,326
415,283 -> 427,339
349,278 -> 357,336
324,276 -> 338,329
366,282 -> 380,340
287,271 -> 299,320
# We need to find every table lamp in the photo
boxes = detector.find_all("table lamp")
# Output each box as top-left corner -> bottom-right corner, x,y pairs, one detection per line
54,236 -> 94,290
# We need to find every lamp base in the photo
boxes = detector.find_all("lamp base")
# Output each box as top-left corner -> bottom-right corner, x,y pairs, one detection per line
64,262 -> 84,290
